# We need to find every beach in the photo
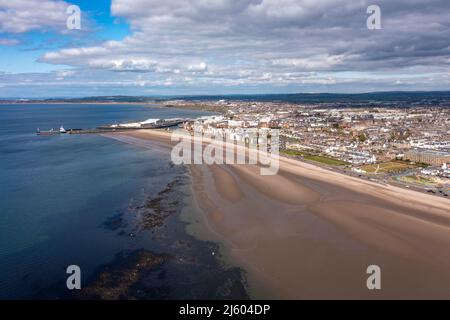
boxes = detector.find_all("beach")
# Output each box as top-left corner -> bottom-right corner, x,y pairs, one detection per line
110,129 -> 450,299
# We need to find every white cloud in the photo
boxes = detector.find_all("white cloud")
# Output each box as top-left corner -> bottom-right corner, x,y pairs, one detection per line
3,0 -> 450,94
0,0 -> 72,33
0,38 -> 19,45
89,59 -> 158,72
187,62 -> 208,72
271,55 -> 346,71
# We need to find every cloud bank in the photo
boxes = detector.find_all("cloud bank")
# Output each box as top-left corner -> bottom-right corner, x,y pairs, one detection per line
1,0 -> 450,96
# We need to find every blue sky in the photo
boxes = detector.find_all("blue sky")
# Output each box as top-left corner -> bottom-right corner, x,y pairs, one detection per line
1,0 -> 450,97
0,0 -> 129,73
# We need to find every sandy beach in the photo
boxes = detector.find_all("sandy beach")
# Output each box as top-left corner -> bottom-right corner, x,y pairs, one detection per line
107,130 -> 450,299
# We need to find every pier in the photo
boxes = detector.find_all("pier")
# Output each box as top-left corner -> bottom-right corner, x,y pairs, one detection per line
67,127 -> 153,134
37,118 -> 188,135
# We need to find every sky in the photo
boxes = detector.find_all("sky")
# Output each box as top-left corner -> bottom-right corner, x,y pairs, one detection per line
0,0 -> 449,98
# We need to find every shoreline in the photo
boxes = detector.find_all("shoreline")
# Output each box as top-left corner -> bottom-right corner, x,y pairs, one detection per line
0,101 -> 226,114
107,129 -> 450,299
120,128 -> 449,206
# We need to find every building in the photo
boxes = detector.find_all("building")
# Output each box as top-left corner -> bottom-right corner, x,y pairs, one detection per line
405,150 -> 450,165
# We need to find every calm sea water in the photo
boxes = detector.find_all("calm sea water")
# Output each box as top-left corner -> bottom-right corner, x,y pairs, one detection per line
0,104 -> 209,299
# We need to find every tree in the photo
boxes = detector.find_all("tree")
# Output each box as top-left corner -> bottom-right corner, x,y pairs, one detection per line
358,132 -> 367,143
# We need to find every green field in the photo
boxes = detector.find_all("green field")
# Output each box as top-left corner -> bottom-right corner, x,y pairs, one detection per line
361,161 -> 418,174
281,149 -> 304,157
281,149 -> 349,166
399,175 -> 437,186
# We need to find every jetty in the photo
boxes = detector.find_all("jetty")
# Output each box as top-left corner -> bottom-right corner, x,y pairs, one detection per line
36,118 -> 187,135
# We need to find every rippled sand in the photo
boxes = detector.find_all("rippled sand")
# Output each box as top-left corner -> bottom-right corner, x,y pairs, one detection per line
110,130 -> 450,299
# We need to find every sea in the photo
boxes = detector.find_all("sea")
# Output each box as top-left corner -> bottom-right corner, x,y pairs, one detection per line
0,104 -> 248,299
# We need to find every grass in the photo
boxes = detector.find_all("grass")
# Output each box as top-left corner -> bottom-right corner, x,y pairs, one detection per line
281,149 -> 349,166
281,149 -> 304,157
399,175 -> 436,186
303,155 -> 349,166
361,161 -> 419,174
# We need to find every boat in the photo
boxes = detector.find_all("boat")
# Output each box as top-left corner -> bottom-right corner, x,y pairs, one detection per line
36,125 -> 67,135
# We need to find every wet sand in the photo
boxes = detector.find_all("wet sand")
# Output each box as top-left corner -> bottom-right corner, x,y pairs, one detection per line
74,164 -> 248,300
109,130 -> 450,299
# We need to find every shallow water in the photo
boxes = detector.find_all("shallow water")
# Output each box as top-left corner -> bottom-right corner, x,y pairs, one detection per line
0,103 -> 225,299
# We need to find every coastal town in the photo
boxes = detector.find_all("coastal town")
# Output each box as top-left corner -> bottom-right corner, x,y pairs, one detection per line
31,96 -> 450,197
4,0 -> 450,303
161,99 -> 450,197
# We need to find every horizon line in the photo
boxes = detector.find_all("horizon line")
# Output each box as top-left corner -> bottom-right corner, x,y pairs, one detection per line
2,90 -> 450,100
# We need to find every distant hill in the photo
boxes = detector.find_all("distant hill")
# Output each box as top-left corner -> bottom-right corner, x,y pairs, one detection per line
2,91 -> 450,105
169,91 -> 450,104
